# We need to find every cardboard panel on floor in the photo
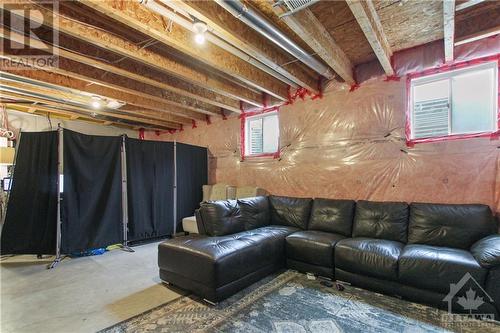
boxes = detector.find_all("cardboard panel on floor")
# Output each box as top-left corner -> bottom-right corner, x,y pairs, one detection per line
126,138 -> 174,242
61,129 -> 122,253
175,143 -> 208,232
1,131 -> 59,255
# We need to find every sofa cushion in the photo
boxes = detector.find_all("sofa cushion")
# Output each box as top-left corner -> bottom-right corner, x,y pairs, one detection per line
399,244 -> 488,294
238,196 -> 270,231
352,201 -> 409,243
307,198 -> 355,236
286,230 -> 346,268
158,225 -> 297,288
269,195 -> 312,230
335,238 -> 404,280
199,200 -> 243,236
408,203 -> 496,250
470,234 -> 500,269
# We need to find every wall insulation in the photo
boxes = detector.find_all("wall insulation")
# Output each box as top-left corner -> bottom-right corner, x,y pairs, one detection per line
145,78 -> 500,214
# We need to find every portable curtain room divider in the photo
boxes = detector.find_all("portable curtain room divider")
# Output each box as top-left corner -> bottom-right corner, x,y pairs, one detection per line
0,130 -> 59,255
1,127 -> 208,269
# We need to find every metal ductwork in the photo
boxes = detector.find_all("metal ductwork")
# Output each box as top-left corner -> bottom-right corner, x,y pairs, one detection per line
217,0 -> 335,79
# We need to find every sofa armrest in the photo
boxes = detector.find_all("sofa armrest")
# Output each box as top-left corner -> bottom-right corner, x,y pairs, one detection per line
195,209 -> 207,235
471,234 -> 500,268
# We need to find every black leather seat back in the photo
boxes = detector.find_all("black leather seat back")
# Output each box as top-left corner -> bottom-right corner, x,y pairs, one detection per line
308,198 -> 355,236
352,200 -> 409,243
238,196 -> 271,230
198,200 -> 244,236
408,203 -> 496,250
269,195 -> 312,230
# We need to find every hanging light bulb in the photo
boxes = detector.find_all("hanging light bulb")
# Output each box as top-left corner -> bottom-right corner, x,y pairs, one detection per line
193,20 -> 207,45
91,96 -> 103,109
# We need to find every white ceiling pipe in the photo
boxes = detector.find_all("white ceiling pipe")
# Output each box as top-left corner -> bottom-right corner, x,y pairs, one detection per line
217,0 -> 335,80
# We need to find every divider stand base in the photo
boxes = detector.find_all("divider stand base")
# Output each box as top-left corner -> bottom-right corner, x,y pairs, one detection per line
120,244 -> 135,253
47,255 -> 66,269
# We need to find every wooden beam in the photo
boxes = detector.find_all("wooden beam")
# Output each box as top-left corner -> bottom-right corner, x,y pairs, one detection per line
443,0 -> 456,62
165,0 -> 319,92
455,25 -> 500,46
79,0 -> 288,101
1,28 -> 212,120
1,56 -> 196,124
1,96 -> 180,130
456,0 -> 484,11
8,27 -> 241,113
0,74 -> 188,126
7,2 -> 262,107
346,0 -> 394,75
271,6 -> 355,84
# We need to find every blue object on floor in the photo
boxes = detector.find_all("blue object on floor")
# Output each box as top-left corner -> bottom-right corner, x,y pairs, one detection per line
70,248 -> 106,257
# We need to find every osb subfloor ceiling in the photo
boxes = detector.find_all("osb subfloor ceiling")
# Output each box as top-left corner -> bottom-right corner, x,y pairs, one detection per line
1,0 -> 499,130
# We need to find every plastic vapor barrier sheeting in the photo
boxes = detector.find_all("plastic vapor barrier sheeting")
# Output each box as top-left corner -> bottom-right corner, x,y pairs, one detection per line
147,78 -> 499,216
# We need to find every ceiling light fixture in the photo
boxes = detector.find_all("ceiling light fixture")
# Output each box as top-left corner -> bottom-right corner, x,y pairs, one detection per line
91,96 -> 103,109
193,20 -> 207,45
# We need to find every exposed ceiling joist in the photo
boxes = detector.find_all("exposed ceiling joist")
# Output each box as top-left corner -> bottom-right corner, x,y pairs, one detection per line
346,0 -> 394,75
0,69 -> 192,125
455,0 -> 484,11
455,25 -> 500,46
162,0 -> 319,93
11,2 -> 260,108
1,93 -> 181,130
271,5 -> 355,84
79,0 -> 289,101
0,86 -> 182,130
443,0 -> 456,62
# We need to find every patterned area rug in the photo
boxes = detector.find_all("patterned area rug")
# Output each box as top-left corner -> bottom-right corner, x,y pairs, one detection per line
100,270 -> 500,333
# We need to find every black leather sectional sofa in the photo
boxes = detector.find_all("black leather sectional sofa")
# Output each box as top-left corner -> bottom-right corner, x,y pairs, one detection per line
158,196 -> 500,318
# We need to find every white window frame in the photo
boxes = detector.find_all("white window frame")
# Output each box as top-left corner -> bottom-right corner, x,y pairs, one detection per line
409,61 -> 498,140
244,111 -> 280,157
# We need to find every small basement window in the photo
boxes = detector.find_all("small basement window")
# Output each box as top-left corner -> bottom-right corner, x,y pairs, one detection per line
409,61 -> 498,140
244,112 -> 279,157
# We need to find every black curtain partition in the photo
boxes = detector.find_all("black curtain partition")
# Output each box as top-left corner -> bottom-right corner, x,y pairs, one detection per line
61,130 -> 122,253
176,143 -> 207,232
1,131 -> 59,255
126,138 -> 174,242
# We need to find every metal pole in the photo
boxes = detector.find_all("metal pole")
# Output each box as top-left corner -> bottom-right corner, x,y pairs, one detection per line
48,125 -> 64,269
120,135 -> 134,252
173,140 -> 177,237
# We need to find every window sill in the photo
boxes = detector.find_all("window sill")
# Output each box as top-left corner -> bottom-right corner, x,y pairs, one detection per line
242,152 -> 280,161
406,130 -> 499,146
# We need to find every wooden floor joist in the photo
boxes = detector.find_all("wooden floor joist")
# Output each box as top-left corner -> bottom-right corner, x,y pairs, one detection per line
1,28 -> 224,119
0,71 -> 193,125
0,57 -> 201,124
271,6 -> 355,85
80,0 -> 289,101
165,0 -> 319,93
0,95 -> 181,130
8,2 -> 262,108
346,0 -> 394,76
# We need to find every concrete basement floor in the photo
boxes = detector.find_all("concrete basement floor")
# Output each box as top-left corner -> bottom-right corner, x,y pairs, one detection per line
0,242 -> 184,333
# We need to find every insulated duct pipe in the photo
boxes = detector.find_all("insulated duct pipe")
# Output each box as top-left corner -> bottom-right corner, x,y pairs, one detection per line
217,0 -> 335,79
